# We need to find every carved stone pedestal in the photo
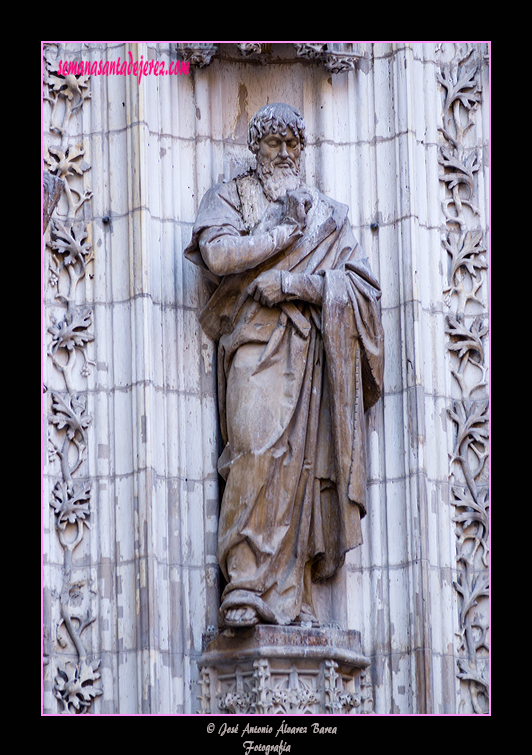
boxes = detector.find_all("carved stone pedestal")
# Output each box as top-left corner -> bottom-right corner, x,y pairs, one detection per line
197,625 -> 373,715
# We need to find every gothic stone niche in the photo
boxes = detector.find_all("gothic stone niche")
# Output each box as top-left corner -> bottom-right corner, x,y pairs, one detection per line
197,625 -> 372,715
186,102 -> 383,712
185,103 -> 383,631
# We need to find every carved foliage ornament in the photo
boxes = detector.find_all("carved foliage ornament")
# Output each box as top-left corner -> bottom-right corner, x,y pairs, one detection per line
438,43 -> 489,715
43,43 -> 101,713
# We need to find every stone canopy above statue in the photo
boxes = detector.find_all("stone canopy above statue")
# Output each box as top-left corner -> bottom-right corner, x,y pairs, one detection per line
175,42 -> 368,73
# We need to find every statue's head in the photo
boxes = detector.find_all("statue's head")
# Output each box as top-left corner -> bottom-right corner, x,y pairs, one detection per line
247,103 -> 306,155
248,103 -> 306,201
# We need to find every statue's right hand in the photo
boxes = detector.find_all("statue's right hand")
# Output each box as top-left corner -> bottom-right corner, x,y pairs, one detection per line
284,189 -> 313,230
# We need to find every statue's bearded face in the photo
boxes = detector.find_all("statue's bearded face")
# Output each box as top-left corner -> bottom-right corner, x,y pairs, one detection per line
256,126 -> 301,202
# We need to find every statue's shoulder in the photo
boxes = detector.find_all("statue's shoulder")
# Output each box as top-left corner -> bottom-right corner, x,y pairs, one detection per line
201,175 -> 241,207
185,175 -> 247,265
205,169 -> 258,200
194,175 -> 245,229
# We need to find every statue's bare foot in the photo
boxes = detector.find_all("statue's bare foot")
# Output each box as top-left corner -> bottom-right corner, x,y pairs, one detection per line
294,604 -> 319,627
219,590 -> 276,627
224,606 -> 259,627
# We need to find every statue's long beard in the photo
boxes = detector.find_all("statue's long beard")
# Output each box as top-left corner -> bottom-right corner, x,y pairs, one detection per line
257,157 -> 301,203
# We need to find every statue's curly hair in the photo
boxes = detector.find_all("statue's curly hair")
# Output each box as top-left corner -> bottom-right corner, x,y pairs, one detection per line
247,103 -> 306,154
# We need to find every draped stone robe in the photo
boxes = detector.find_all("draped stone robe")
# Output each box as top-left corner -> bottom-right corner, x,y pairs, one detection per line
185,171 -> 384,625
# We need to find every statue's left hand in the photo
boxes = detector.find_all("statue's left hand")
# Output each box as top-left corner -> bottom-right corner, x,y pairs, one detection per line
246,270 -> 284,307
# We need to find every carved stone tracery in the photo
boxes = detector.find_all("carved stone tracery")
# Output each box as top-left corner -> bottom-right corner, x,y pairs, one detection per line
197,626 -> 374,715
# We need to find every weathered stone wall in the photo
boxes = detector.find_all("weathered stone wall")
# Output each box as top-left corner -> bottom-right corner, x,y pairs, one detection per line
42,42 -> 489,714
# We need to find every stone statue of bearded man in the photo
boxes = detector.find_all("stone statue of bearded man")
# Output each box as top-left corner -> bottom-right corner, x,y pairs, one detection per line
185,103 -> 384,629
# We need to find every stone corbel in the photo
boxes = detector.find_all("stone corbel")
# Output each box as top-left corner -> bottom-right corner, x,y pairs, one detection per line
197,625 -> 374,715
295,42 -> 367,73
237,43 -> 266,56
176,43 -> 218,67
